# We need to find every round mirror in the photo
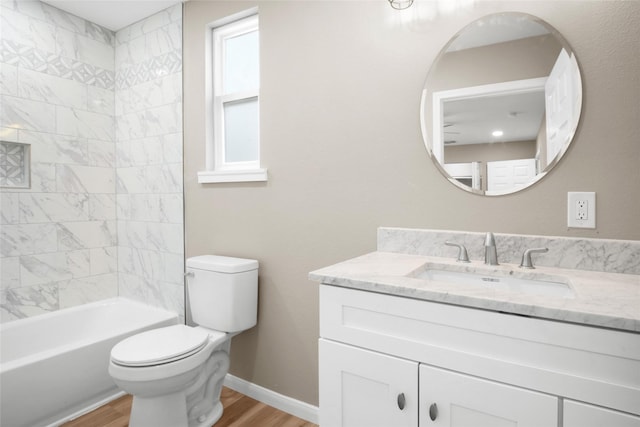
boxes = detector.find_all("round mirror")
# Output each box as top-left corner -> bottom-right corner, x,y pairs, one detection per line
420,12 -> 582,196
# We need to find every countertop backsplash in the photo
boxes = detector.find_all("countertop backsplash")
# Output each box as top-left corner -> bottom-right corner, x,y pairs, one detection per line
378,227 -> 640,275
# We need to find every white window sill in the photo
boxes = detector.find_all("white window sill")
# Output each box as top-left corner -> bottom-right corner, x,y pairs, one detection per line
197,168 -> 268,184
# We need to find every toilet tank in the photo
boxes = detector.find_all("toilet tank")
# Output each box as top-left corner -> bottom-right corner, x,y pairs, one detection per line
186,255 -> 258,333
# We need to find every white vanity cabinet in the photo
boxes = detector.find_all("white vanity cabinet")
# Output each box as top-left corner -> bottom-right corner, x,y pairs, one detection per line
318,284 -> 640,427
319,339 -> 418,427
564,401 -> 640,427
418,364 -> 557,426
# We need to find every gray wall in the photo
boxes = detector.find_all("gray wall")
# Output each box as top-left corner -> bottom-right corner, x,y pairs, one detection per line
184,0 -> 640,406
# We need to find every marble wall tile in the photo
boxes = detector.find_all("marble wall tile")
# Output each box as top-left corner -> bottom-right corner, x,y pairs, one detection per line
116,166 -> 151,194
21,131 -> 89,165
0,63 -> 18,96
116,102 -> 182,140
58,273 -> 118,309
0,0 -> 121,323
377,227 -> 640,275
1,193 -> 20,224
116,220 -> 146,250
115,4 -> 179,46
89,194 -> 116,220
1,95 -> 56,133
129,137 -> 164,166
1,223 -> 58,257
1,257 -> 20,290
87,85 -> 115,115
56,27 -> 114,71
1,283 -> 59,320
27,162 -> 57,192
1,2 -> 184,323
56,164 -> 115,194
146,21 -> 182,58
20,252 -> 76,286
162,132 -> 183,163
57,220 -> 117,251
164,252 -> 185,284
159,194 -> 183,223
118,246 -> 165,280
0,126 -> 18,142
113,3 -> 183,318
148,222 -> 183,254
118,272 -> 184,321
116,194 -> 159,221
90,246 -> 117,275
18,68 -> 89,109
19,193 -> 89,223
87,138 -> 115,167
56,106 -> 114,140
0,6 -> 57,53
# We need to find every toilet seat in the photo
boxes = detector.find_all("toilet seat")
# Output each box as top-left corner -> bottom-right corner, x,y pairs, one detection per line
111,325 -> 211,367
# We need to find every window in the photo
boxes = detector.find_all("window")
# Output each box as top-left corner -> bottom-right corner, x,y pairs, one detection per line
199,13 -> 266,183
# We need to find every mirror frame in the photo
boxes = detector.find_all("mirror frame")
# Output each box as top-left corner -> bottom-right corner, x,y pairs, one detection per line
420,12 -> 583,196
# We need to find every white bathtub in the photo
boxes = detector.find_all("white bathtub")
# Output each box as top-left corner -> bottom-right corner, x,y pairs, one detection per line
0,297 -> 179,427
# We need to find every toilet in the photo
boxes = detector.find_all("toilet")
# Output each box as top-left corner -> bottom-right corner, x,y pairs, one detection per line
108,255 -> 258,427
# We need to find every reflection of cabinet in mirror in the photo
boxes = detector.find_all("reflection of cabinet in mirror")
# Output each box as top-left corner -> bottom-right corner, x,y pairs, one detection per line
443,162 -> 481,190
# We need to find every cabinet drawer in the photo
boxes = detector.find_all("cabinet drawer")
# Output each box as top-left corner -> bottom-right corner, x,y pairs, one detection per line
564,400 -> 640,427
319,284 -> 640,415
419,364 -> 558,427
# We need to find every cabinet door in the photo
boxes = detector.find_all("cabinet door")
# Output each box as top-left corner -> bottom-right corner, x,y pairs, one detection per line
419,364 -> 557,427
564,400 -> 640,427
319,339 -> 418,427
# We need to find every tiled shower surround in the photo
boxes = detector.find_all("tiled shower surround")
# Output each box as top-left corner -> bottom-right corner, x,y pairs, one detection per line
0,1 -> 184,322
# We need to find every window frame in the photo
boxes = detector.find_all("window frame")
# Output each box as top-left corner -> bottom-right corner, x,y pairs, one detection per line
199,11 -> 267,184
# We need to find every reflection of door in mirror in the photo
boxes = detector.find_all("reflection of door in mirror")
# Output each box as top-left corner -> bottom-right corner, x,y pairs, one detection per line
545,48 -> 580,167
486,158 -> 536,195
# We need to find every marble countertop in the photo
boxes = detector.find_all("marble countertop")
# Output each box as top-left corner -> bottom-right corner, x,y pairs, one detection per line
309,251 -> 640,333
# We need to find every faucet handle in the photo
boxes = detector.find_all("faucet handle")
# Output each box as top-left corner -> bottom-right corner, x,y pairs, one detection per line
519,248 -> 549,269
445,241 -> 470,263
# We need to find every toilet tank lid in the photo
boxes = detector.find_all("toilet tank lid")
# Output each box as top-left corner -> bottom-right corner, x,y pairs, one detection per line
187,255 -> 258,273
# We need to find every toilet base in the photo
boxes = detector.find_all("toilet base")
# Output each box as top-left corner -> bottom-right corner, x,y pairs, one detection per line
130,392 -> 188,427
129,396 -> 224,427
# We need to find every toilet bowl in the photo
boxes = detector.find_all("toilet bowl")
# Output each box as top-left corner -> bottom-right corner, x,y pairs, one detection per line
108,256 -> 258,427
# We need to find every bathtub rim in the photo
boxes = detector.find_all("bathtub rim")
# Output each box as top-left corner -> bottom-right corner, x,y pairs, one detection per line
0,297 -> 180,373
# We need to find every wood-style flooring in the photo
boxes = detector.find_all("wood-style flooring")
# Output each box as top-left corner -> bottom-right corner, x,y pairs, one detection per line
62,387 -> 317,427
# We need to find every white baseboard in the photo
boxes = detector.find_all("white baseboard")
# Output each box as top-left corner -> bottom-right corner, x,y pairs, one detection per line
224,374 -> 319,424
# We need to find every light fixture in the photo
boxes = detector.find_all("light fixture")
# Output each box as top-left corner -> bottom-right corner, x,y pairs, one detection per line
388,0 -> 414,10
492,130 -> 504,137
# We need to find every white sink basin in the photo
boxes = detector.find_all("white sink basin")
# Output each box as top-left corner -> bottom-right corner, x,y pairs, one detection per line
414,268 -> 574,298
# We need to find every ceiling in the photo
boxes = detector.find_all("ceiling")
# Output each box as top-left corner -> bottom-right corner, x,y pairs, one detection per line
41,0 -> 183,31
443,90 -> 546,146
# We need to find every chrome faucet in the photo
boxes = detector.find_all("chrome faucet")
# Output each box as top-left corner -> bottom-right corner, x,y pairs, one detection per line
520,247 -> 549,269
484,232 -> 499,266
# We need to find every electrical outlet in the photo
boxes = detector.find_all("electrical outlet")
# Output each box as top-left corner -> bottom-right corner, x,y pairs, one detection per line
576,200 -> 588,220
568,192 -> 596,228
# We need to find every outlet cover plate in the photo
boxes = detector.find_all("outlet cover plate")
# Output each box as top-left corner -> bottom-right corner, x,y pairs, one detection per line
568,192 -> 596,229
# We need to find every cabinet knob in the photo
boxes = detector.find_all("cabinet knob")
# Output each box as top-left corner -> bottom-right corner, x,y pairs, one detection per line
429,403 -> 438,421
397,393 -> 406,410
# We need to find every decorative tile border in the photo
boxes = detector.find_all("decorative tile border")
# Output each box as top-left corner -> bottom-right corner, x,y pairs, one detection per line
0,141 -> 30,188
115,50 -> 182,90
0,39 -> 115,90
